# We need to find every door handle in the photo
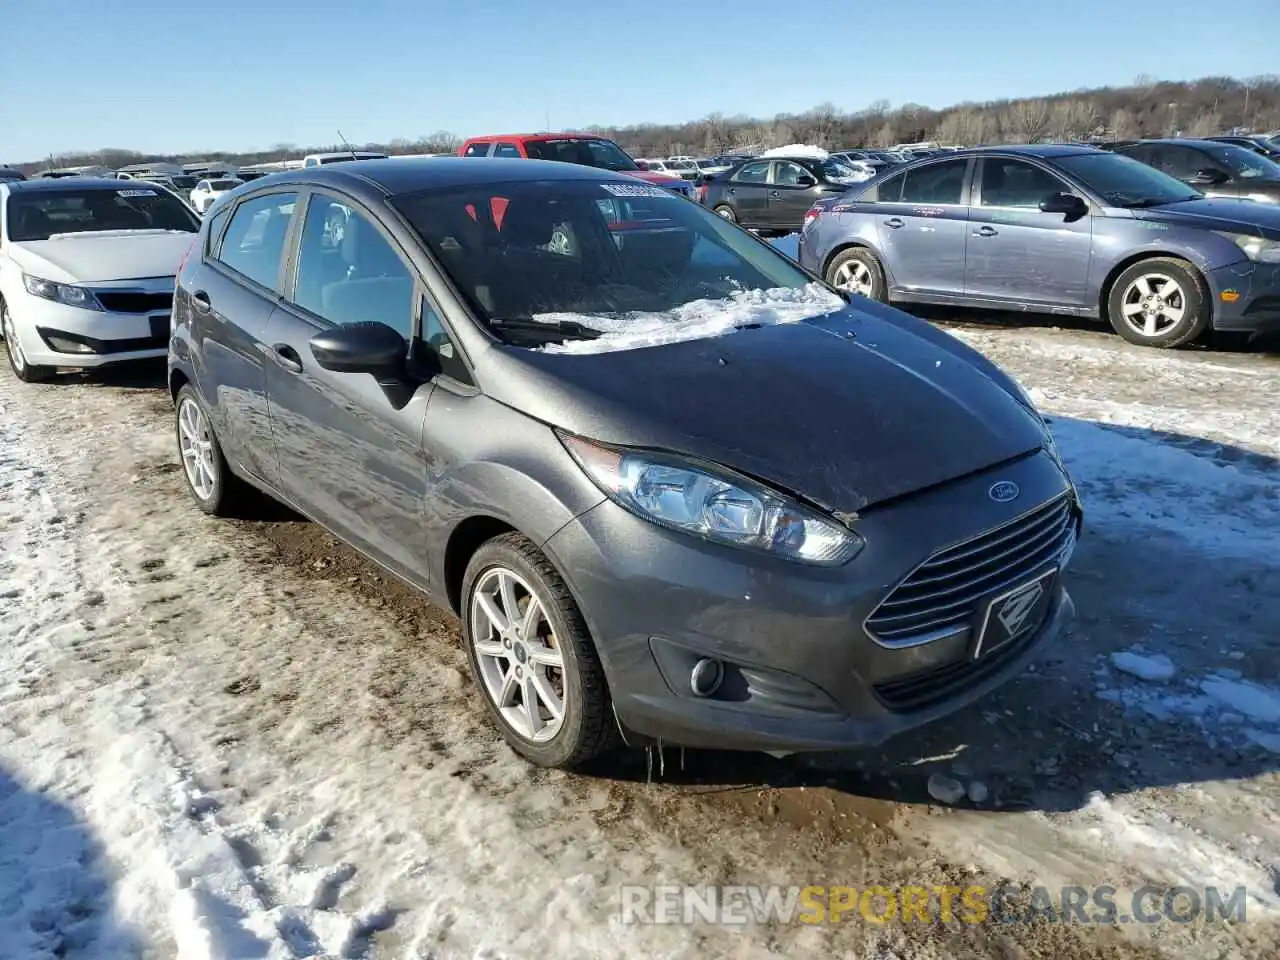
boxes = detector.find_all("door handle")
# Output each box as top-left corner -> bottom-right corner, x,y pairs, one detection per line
769,190 -> 781,199
272,343 -> 303,374
974,225 -> 999,237
883,218 -> 904,228
191,290 -> 212,312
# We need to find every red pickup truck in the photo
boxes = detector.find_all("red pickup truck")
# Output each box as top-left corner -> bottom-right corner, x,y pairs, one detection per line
457,134 -> 695,199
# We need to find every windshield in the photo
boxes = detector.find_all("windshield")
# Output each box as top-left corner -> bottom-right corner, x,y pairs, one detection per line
817,159 -> 865,182
1055,152 -> 1201,207
393,178 -> 827,345
1198,142 -> 1280,179
6,186 -> 200,241
523,138 -> 639,172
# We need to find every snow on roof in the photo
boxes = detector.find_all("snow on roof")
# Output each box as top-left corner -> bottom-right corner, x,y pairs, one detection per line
536,283 -> 844,356
760,144 -> 830,159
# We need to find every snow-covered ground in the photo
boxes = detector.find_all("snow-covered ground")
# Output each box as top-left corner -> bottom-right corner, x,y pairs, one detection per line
2,304 -> 1279,959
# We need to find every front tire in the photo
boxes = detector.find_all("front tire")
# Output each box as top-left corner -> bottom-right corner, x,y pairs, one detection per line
461,533 -> 616,769
174,384 -> 241,516
826,247 -> 888,302
1,297 -> 55,382
1106,258 -> 1210,348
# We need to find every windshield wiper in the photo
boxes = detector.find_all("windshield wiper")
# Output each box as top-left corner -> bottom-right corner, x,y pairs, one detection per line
1122,196 -> 1200,208
488,317 -> 602,340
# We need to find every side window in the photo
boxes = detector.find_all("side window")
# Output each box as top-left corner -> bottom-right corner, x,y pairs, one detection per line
421,298 -> 472,384
733,161 -> 770,184
900,159 -> 968,205
493,142 -> 520,158
1148,147 -> 1204,180
979,159 -> 1066,208
871,173 -> 904,203
462,142 -> 490,158
293,195 -> 415,339
772,161 -> 809,186
214,192 -> 297,290
204,205 -> 231,257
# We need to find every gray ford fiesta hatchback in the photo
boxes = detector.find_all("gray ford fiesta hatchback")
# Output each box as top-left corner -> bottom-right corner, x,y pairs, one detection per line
168,157 -> 1081,769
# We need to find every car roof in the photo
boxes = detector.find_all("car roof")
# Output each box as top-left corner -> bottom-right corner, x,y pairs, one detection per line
4,177 -> 159,193
1120,138 -> 1227,148
240,156 -> 641,196
465,133 -> 611,143
954,144 -> 1104,159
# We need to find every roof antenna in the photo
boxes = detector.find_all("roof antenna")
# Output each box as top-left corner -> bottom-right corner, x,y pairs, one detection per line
337,128 -> 358,161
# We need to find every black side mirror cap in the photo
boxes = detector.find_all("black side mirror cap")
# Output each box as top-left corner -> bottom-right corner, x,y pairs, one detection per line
1039,192 -> 1089,217
309,321 -> 407,376
796,175 -> 817,188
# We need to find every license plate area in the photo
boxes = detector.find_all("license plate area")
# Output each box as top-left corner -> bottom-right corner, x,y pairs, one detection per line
973,567 -> 1058,659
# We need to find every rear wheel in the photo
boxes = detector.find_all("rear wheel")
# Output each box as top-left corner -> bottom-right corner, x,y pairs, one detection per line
461,533 -> 617,769
175,384 -> 243,516
1,297 -> 54,382
1106,258 -> 1210,348
714,204 -> 737,223
826,247 -> 887,302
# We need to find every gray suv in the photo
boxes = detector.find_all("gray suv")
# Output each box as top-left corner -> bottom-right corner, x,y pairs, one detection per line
169,158 -> 1080,769
799,145 -> 1280,348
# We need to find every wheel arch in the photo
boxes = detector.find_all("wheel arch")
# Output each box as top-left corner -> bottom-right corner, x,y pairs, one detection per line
444,515 -> 517,615
1098,250 -> 1210,321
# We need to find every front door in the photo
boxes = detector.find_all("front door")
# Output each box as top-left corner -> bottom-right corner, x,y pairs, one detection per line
263,190 -> 435,583
767,159 -> 825,231
964,157 -> 1093,306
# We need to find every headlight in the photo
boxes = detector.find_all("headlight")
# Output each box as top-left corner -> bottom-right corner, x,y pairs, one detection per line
1213,231 -> 1280,263
22,274 -> 102,310
559,432 -> 863,566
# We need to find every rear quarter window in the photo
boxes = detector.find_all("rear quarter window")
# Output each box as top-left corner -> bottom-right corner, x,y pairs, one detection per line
462,142 -> 490,157
862,173 -> 903,202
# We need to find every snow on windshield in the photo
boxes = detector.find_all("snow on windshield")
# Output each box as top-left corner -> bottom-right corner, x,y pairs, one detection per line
760,144 -> 830,159
536,283 -> 845,355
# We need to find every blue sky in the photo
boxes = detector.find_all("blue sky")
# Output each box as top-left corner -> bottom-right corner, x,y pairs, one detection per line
3,0 -> 1276,161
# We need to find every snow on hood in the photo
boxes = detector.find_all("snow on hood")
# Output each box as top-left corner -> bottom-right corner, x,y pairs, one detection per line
7,231 -> 196,283
760,144 -> 829,159
536,284 -> 845,355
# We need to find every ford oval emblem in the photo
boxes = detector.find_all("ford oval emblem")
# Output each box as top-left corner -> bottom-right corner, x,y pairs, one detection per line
988,481 -> 1020,503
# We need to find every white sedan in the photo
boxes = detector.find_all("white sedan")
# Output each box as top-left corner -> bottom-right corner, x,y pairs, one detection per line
0,178 -> 200,382
189,177 -> 243,214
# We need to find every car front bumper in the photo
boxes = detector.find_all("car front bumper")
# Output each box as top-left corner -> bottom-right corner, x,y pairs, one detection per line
7,292 -> 170,368
1207,259 -> 1280,334
543,448 -> 1081,754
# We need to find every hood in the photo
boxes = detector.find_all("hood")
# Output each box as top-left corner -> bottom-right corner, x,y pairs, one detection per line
626,170 -> 686,186
7,231 -> 196,283
1135,195 -> 1280,236
482,306 -> 1045,516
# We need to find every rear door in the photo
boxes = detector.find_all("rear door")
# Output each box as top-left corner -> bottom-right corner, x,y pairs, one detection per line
722,159 -> 771,226
262,189 -> 436,582
873,157 -> 972,295
191,189 -> 299,490
965,156 -> 1093,306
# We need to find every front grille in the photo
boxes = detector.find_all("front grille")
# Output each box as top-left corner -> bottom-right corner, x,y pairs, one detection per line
872,621 -> 1039,710
866,493 -> 1074,646
95,291 -> 174,314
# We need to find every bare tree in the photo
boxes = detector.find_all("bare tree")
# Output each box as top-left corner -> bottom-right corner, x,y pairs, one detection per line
1110,108 -> 1138,139
1188,110 -> 1221,138
1005,98 -> 1052,142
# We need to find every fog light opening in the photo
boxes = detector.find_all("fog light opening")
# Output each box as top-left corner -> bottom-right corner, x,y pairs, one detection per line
689,658 -> 725,698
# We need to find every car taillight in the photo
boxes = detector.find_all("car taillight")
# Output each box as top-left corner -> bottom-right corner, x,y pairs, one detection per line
803,205 -> 822,230
695,185 -> 708,203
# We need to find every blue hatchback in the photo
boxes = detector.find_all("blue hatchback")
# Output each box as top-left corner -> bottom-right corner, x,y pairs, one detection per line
797,144 -> 1280,348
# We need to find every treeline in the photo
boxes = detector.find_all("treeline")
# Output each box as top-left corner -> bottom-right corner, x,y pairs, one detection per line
15,74 -> 1279,173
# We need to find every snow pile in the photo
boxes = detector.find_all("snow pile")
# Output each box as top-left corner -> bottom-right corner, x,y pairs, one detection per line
760,143 -> 829,159
1096,649 -> 1280,754
537,283 -> 845,355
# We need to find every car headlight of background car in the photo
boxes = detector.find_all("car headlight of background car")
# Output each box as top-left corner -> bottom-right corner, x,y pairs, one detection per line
22,274 -> 103,310
559,432 -> 863,566
1214,231 -> 1280,263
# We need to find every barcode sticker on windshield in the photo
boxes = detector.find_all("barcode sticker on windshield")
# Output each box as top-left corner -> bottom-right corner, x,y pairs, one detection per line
601,183 -> 670,198
117,189 -> 158,197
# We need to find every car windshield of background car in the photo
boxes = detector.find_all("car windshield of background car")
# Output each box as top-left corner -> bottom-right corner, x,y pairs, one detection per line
1055,153 -> 1202,207
6,187 -> 200,241
524,139 -> 639,172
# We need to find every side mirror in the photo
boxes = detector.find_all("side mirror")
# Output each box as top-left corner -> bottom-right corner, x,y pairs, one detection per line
309,321 -> 407,378
796,174 -> 817,188
1039,192 -> 1088,217
1191,167 -> 1229,185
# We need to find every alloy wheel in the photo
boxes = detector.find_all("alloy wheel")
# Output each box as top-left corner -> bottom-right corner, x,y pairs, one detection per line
177,397 -> 218,501
1119,273 -> 1186,339
2,302 -> 27,373
832,259 -> 874,297
469,566 -> 566,743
